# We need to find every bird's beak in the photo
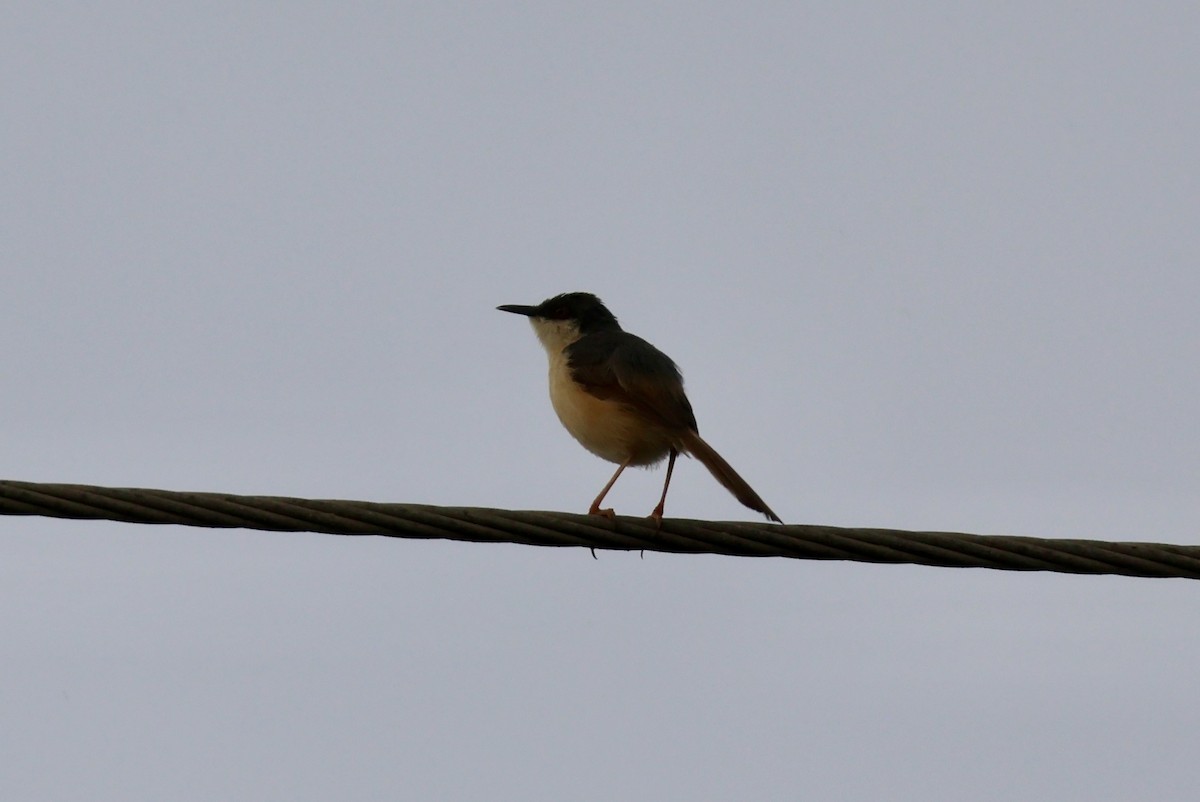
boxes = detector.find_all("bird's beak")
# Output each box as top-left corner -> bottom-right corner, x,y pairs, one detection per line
497,304 -> 538,317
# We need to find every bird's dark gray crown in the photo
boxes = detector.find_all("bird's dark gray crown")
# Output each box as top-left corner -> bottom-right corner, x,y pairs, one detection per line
534,292 -> 621,334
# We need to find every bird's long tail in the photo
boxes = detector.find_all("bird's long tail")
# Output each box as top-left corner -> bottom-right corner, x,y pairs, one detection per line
678,430 -> 782,523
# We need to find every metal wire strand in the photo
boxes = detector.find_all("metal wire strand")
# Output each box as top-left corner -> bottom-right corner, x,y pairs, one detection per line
2,479 -> 1198,579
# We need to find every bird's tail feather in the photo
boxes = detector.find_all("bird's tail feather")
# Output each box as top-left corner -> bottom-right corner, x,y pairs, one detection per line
678,430 -> 782,523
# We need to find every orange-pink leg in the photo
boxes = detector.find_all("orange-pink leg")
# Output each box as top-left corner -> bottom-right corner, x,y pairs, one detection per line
649,448 -> 679,525
589,458 -> 631,518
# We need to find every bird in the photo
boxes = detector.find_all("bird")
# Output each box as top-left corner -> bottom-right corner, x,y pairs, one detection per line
497,292 -> 781,523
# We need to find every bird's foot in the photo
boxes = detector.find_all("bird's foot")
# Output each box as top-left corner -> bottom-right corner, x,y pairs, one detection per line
648,505 -> 665,529
588,505 -> 616,520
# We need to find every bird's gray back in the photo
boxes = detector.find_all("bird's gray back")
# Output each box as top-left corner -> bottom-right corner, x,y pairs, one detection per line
566,330 -> 699,433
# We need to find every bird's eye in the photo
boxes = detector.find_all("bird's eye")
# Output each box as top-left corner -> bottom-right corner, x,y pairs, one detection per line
552,305 -> 569,318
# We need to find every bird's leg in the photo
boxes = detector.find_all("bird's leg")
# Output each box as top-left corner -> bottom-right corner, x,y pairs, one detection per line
649,448 -> 678,526
589,458 -> 630,519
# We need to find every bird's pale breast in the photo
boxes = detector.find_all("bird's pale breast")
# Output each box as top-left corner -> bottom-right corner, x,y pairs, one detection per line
546,349 -> 673,466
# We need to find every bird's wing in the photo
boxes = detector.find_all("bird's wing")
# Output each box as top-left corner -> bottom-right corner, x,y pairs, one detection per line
566,331 -> 699,432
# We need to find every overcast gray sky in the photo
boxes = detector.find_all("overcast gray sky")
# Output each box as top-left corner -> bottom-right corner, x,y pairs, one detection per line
3,3 -> 1199,800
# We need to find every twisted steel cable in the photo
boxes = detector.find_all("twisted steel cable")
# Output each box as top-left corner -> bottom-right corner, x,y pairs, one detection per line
2,479 -> 1198,579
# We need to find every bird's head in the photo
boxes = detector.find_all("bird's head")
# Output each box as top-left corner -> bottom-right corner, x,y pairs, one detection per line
498,292 -> 620,352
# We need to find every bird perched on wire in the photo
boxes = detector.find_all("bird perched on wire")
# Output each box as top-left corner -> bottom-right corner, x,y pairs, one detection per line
498,292 -> 781,524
